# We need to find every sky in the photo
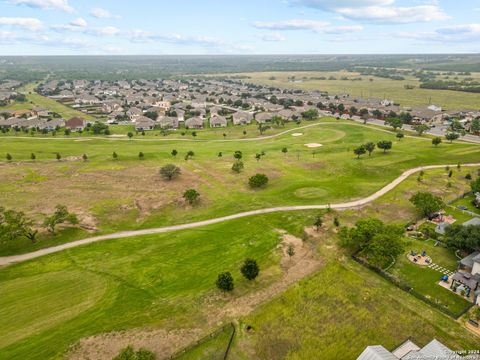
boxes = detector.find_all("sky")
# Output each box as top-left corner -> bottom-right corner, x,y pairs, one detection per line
0,0 -> 479,55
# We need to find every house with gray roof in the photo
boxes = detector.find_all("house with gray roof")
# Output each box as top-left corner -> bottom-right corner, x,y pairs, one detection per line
185,117 -> 204,129
232,112 -> 253,125
209,115 -> 227,128
357,339 -> 459,360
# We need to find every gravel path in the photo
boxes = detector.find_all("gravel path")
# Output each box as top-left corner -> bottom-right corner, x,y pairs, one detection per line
1,162 -> 479,267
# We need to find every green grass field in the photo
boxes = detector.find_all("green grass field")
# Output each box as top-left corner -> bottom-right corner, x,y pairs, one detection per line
228,71 -> 480,110
1,118 -> 479,257
229,261 -> 480,360
1,119 -> 479,359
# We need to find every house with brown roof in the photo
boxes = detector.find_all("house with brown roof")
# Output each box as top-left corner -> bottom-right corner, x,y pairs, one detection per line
209,115 -> 227,128
65,117 -> 87,132
185,117 -> 204,129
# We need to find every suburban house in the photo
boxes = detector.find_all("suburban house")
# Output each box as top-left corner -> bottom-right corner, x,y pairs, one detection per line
157,116 -> 178,129
126,107 -> 143,121
255,112 -> 273,124
134,116 -> 155,131
65,117 -> 86,132
452,225 -> 480,302
357,339 -> 460,359
185,117 -> 204,129
232,112 -> 252,125
209,115 -> 227,128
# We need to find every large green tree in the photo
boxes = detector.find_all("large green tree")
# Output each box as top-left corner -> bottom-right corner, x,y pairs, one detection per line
409,192 -> 445,217
43,205 -> 78,234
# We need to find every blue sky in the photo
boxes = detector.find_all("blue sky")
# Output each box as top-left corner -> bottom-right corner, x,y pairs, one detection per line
0,0 -> 479,55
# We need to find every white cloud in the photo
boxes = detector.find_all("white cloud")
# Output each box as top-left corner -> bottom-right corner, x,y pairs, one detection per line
70,17 -> 87,28
90,7 -> 117,19
253,19 -> 362,33
396,24 -> 480,43
95,26 -> 120,36
129,30 -> 224,47
338,5 -> 449,24
292,0 -> 393,10
8,0 -> 74,12
260,32 -> 286,42
0,17 -> 43,30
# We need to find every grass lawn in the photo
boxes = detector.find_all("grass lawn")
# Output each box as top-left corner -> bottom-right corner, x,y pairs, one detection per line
229,261 -> 480,360
175,325 -> 234,360
226,71 -> 480,110
389,238 -> 471,315
451,194 -> 480,216
0,119 -> 479,256
0,211 -> 310,359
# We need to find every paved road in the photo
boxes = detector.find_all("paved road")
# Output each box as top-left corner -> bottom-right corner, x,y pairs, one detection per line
1,162 -> 479,267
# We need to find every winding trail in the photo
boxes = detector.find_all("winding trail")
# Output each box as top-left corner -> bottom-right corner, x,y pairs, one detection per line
1,162 -> 479,267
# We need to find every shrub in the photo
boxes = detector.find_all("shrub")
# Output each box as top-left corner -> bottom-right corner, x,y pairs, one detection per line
241,258 -> 259,280
160,164 -> 181,180
216,272 -> 234,292
249,173 -> 269,188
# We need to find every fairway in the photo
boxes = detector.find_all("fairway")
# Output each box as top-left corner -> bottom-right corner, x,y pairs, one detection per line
1,119 -> 480,257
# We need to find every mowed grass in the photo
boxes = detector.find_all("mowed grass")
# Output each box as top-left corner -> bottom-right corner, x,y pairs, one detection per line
228,71 -> 480,110
389,238 -> 471,315
0,212 -> 307,360
1,119 -> 479,255
230,261 -> 480,360
175,325 -> 234,360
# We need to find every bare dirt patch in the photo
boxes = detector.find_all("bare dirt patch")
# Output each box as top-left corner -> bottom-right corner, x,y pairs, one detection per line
68,328 -> 203,360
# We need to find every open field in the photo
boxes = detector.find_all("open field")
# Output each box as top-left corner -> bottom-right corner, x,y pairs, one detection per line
1,120 -> 479,359
1,119 -> 480,257
226,71 -> 480,110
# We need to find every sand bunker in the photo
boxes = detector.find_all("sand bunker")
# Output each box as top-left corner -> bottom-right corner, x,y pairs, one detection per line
304,143 -> 323,148
292,133 -> 303,137
74,139 -> 92,142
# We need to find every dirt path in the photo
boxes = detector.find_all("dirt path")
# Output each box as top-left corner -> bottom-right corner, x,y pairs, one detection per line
1,162 -> 479,267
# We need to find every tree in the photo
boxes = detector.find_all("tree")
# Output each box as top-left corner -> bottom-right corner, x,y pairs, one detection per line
64,128 -> 71,136
170,149 -> 177,157
112,151 -> 118,159
30,152 -> 36,160
302,109 -> 318,121
234,150 -> 243,160
385,117 -> 403,130
364,142 -> 375,156
249,173 -> 269,188
138,151 -> 144,160
82,153 -> 88,161
6,153 -> 12,161
231,160 -> 244,173
160,164 -> 181,180
471,177 -> 480,193
56,152 -> 61,161
377,140 -> 392,153
445,225 -> 480,251
240,258 -> 259,280
354,145 -> 366,159
183,189 -> 200,205
255,153 -> 262,161
471,118 -> 480,135
339,218 -> 404,268
413,124 -> 429,136
185,150 -> 195,160
432,137 -> 442,146
127,132 -> 133,139
43,205 -> 78,234
445,132 -> 460,143
0,207 -> 38,243
396,132 -> 404,141
216,272 -> 234,292
314,215 -> 323,231
410,192 -> 445,217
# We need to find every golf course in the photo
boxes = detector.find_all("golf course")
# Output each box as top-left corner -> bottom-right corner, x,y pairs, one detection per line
1,117 -> 480,359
